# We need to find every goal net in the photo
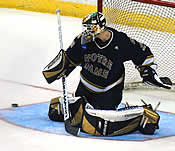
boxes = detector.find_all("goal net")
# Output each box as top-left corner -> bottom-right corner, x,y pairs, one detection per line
98,0 -> 175,89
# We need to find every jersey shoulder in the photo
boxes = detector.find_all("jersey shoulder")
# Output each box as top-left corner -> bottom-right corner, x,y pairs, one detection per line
69,33 -> 82,48
106,27 -> 127,36
106,27 -> 129,41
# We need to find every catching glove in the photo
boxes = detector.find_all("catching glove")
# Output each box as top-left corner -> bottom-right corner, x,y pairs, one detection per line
137,64 -> 172,89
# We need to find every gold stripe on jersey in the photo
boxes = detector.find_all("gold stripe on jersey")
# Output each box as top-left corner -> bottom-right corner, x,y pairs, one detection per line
146,55 -> 154,59
141,55 -> 154,66
80,73 -> 123,93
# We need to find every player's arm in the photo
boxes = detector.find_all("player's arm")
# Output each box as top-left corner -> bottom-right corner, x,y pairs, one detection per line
129,38 -> 172,89
119,33 -> 172,89
43,36 -> 82,84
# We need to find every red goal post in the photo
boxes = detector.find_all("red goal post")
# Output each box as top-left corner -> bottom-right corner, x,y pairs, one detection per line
98,0 -> 175,12
132,0 -> 175,8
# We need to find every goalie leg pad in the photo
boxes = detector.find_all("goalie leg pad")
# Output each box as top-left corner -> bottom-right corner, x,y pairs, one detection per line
48,97 -> 160,136
81,108 -> 142,136
48,97 -> 143,136
81,105 -> 143,136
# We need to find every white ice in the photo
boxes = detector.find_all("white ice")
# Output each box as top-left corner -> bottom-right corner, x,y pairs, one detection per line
0,8 -> 175,151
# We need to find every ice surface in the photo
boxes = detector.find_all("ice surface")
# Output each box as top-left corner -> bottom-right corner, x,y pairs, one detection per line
0,8 -> 175,151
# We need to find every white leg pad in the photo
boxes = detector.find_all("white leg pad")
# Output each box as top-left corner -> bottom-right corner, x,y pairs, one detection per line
85,105 -> 144,122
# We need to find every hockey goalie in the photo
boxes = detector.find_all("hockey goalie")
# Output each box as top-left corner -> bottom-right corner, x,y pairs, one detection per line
42,12 -> 172,136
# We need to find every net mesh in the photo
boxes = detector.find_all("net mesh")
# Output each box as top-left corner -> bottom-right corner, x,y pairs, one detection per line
102,0 -> 175,85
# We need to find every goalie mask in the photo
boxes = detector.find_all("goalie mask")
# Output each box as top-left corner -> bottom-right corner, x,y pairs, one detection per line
81,12 -> 106,45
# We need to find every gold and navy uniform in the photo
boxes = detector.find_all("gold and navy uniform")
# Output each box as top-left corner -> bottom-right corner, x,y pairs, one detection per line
66,27 -> 153,109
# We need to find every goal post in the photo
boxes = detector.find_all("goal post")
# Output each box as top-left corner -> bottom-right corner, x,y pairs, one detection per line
97,0 -> 175,88
98,0 -> 103,12
98,0 -> 175,11
132,0 -> 175,8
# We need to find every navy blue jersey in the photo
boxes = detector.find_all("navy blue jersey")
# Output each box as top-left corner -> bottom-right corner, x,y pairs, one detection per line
66,27 -> 153,93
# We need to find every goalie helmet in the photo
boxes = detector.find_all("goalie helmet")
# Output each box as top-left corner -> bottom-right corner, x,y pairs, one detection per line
81,12 -> 106,45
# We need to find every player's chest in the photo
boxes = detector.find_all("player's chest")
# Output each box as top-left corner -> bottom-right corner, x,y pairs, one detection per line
82,42 -> 120,63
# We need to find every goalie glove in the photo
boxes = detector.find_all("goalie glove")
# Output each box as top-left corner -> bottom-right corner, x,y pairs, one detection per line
42,49 -> 76,84
137,64 -> 172,89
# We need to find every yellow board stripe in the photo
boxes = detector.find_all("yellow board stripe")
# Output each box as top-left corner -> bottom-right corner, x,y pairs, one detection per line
0,0 -> 96,18
104,8 -> 175,34
1,1 -> 175,34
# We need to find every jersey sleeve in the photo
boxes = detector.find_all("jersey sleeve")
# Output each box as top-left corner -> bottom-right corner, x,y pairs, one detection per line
118,32 -> 154,66
65,34 -> 83,65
